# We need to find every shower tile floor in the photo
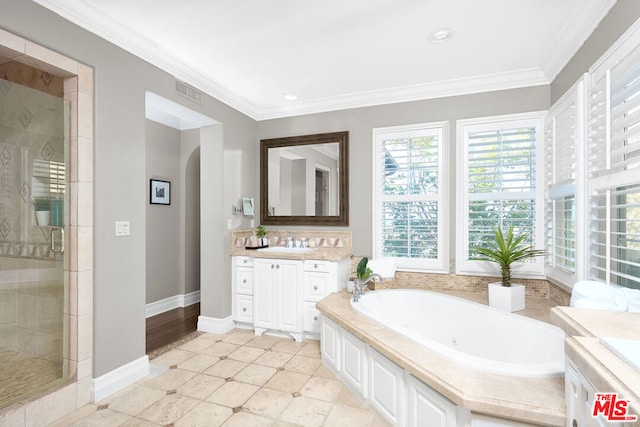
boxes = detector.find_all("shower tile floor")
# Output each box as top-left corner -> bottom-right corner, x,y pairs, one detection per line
51,329 -> 390,426
0,350 -> 63,409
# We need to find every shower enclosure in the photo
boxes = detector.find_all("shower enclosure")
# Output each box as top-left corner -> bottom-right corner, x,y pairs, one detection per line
0,79 -> 68,408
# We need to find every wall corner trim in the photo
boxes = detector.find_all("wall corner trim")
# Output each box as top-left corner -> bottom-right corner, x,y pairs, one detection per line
197,315 -> 235,334
90,356 -> 150,403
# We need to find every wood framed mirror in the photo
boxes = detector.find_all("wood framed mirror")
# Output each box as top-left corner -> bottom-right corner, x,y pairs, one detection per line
260,131 -> 349,226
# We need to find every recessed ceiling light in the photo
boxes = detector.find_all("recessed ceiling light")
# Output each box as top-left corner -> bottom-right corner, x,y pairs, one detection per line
430,28 -> 453,43
283,94 -> 298,101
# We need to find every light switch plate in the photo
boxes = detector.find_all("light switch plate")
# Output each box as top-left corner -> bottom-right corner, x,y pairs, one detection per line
226,219 -> 232,230
115,220 -> 130,236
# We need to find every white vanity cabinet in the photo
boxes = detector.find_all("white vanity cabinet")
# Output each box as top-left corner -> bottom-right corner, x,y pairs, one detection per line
231,255 -> 349,342
232,256 -> 254,326
253,258 -> 303,340
302,259 -> 350,335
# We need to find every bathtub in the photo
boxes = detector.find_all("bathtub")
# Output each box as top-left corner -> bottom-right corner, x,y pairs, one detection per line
351,289 -> 565,377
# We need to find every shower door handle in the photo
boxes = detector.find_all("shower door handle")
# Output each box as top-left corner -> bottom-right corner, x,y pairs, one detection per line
51,227 -> 64,253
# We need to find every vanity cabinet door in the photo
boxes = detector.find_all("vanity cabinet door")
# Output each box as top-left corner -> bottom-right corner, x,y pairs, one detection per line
234,294 -> 253,324
235,268 -> 253,295
276,259 -> 302,332
253,258 -> 302,333
253,259 -> 275,329
304,271 -> 329,301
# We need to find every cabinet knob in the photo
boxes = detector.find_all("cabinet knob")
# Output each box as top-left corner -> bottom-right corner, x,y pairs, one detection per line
242,279 -> 247,284
276,264 -> 280,269
314,263 -> 318,268
271,264 -> 274,269
243,260 -> 248,264
313,316 -> 318,321
572,419 -> 577,427
242,307 -> 247,312
313,285 -> 318,290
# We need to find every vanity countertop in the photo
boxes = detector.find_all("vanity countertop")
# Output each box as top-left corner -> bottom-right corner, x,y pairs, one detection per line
231,246 -> 353,261
317,291 -> 566,426
551,306 -> 640,417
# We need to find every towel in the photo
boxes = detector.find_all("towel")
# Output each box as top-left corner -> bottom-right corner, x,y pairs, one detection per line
570,280 -> 628,311
618,287 -> 640,313
367,258 -> 397,279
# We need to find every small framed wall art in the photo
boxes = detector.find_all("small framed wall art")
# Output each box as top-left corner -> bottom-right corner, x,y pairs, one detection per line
150,179 -> 171,205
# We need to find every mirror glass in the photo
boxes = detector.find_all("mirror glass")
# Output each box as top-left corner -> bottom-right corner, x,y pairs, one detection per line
260,131 -> 349,226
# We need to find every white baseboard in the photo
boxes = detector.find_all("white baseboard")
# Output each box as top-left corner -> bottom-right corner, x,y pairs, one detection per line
197,315 -> 235,334
91,355 -> 150,403
146,290 -> 201,318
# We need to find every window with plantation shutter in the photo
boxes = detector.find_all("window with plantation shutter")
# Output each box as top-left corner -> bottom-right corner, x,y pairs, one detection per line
32,158 -> 65,196
373,122 -> 449,272
588,25 -> 640,290
456,113 -> 545,277
544,76 -> 587,284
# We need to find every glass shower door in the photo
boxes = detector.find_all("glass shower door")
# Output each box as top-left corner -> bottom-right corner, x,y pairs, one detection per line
0,78 -> 68,408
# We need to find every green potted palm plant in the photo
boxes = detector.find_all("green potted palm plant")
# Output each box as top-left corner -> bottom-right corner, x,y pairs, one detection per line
476,225 -> 546,312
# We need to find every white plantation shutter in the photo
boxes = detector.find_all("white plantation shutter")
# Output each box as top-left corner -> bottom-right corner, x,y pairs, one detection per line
373,122 -> 449,272
589,27 -> 640,289
32,159 -> 65,196
457,113 -> 545,277
544,77 -> 586,283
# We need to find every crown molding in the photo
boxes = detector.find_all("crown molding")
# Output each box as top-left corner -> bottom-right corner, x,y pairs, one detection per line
33,0 -> 261,118
37,0 -> 558,121
542,0 -> 617,82
254,69 -> 549,120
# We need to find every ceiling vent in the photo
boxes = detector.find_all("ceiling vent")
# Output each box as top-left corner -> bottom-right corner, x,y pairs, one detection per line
175,80 -> 202,104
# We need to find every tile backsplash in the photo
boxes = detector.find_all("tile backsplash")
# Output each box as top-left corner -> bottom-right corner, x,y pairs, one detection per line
232,230 -> 352,251
349,256 -> 571,304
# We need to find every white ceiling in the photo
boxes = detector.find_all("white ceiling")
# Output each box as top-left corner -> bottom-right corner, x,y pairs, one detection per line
35,0 -> 617,120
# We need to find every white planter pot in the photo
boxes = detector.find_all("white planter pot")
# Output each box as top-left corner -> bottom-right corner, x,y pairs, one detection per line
35,210 -> 50,226
488,282 -> 525,312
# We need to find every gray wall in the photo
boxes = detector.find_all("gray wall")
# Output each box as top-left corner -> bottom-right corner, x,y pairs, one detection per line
145,120 -> 180,304
257,87 -> 550,257
0,0 -> 257,377
551,0 -> 640,102
181,132 -> 201,296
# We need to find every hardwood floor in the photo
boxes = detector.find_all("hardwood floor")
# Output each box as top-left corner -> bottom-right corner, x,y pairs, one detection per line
146,303 -> 200,354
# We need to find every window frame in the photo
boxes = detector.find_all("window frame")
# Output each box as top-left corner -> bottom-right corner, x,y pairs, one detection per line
456,112 -> 546,279
372,121 -> 449,272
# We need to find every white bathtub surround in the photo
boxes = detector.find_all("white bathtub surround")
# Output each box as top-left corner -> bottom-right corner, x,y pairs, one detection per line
488,282 -> 526,312
317,291 -> 566,426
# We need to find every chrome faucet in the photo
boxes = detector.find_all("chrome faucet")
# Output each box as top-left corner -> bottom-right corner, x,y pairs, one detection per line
352,273 -> 383,302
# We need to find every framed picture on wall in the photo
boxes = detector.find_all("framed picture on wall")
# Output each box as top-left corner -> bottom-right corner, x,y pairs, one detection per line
150,179 -> 171,205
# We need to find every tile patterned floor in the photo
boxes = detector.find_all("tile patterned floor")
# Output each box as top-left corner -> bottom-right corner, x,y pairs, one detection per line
50,329 -> 390,426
